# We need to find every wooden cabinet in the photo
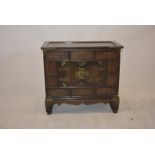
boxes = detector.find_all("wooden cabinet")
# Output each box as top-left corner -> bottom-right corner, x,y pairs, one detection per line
41,41 -> 124,114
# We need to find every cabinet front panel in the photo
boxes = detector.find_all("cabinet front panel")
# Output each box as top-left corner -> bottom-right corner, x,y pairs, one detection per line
44,50 -> 120,98
56,61 -> 107,87
45,60 -> 119,88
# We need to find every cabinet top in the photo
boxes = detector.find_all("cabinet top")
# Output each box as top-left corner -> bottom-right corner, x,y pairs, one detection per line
41,41 -> 124,50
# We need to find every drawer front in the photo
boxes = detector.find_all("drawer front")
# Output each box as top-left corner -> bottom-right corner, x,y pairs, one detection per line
47,89 -> 69,97
96,88 -> 116,96
96,52 -> 119,60
71,89 -> 93,96
71,51 -> 94,60
46,51 -> 67,60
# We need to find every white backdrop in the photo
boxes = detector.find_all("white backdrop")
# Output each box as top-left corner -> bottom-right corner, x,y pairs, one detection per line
0,25 -> 155,104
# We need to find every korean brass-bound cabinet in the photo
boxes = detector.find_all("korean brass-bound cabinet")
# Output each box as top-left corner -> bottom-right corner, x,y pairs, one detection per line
41,41 -> 124,114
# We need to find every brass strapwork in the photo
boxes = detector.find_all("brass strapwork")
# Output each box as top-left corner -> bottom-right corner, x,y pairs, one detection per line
75,67 -> 89,81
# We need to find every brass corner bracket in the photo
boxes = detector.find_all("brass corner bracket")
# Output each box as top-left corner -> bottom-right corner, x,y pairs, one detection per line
112,95 -> 120,102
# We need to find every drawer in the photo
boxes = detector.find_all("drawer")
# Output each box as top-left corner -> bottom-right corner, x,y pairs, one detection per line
46,51 -> 67,60
47,89 -> 69,97
96,88 -> 116,96
106,73 -> 118,86
71,88 -> 93,96
96,52 -> 119,60
71,51 -> 94,60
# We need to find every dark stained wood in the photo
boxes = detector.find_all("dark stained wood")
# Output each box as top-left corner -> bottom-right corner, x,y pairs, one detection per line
107,73 -> 118,86
47,89 -> 69,97
45,62 -> 58,75
46,77 -> 59,87
95,88 -> 116,96
71,51 -> 94,60
107,61 -> 119,72
41,41 -> 124,50
96,52 -> 119,60
46,51 -> 67,60
41,41 -> 124,114
71,88 -> 93,96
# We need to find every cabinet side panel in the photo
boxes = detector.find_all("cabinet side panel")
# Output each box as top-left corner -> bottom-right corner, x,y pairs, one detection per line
43,51 -> 47,98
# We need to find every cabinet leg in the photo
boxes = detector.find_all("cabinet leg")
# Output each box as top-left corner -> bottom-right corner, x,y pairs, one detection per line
110,95 -> 119,113
45,99 -> 54,115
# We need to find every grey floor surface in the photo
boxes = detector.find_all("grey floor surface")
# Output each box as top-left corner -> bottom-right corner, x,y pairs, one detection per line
0,92 -> 155,129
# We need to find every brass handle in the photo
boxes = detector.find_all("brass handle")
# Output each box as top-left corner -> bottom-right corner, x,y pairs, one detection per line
75,67 -> 89,81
